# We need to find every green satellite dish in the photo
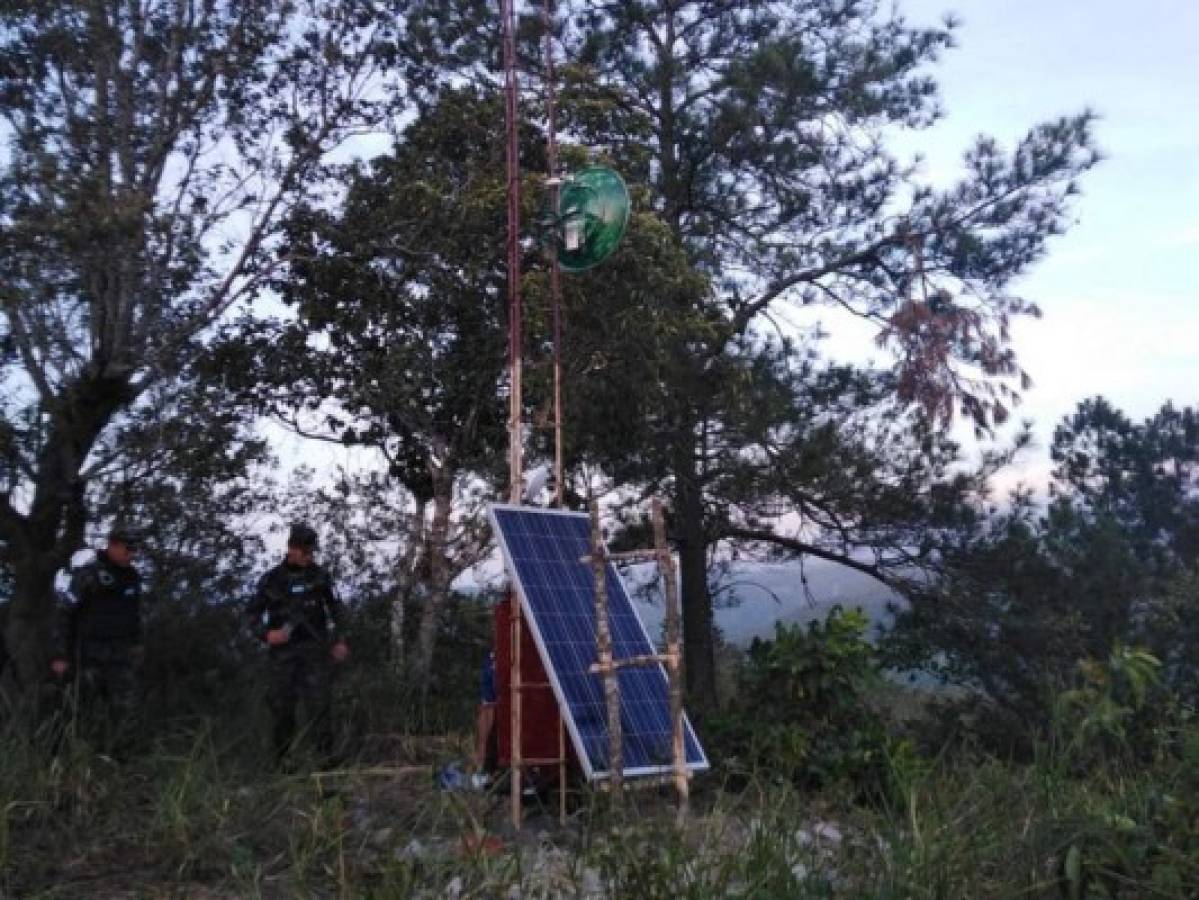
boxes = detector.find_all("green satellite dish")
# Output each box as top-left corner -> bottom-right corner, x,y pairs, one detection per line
556,166 -> 630,273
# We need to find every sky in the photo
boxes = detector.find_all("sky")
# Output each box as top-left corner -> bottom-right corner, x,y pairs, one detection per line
884,0 -> 1199,489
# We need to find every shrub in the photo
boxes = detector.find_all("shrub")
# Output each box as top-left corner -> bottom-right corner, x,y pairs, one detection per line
709,606 -> 897,795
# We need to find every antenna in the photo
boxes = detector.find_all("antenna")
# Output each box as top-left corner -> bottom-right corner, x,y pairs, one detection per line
502,0 -> 634,831
557,167 -> 631,273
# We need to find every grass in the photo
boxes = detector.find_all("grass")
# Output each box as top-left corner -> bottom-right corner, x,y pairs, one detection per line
1,705 -> 1197,898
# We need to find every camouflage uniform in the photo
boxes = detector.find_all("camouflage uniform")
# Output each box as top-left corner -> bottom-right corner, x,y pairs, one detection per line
64,550 -> 144,722
247,558 -> 345,762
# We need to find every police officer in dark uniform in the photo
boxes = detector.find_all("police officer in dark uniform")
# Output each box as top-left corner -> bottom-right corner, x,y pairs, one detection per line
51,527 -> 144,724
247,523 -> 349,765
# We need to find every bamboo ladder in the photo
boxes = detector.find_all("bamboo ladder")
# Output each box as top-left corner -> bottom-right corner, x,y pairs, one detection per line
583,497 -> 690,818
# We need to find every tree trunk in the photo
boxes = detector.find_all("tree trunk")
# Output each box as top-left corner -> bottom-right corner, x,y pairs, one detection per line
4,485 -> 78,697
412,458 -> 454,683
389,498 -> 427,673
388,589 -> 406,672
1,375 -> 131,700
673,451 -> 717,713
5,560 -> 60,702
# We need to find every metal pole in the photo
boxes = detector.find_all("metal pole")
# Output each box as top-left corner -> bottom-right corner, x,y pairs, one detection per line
503,0 -> 523,507
558,713 -> 567,824
543,0 -> 570,827
543,0 -> 565,510
501,0 -> 524,829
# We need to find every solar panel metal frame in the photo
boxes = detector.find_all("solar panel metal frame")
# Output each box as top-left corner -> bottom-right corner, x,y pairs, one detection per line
490,503 -> 709,782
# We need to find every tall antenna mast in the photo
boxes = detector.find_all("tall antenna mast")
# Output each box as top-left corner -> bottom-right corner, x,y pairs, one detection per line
501,0 -> 525,830
499,0 -> 631,828
503,0 -> 523,506
544,0 -> 565,509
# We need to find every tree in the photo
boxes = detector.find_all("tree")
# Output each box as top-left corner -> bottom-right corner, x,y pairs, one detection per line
1051,397 -> 1199,571
888,397 -> 1199,727
84,372 -> 275,605
210,89 -> 528,681
80,373 -> 278,722
706,353 -> 1010,589
710,607 -> 894,792
342,0 -> 1099,709
887,493 -> 1149,726
559,285 -> 1000,621
552,0 -> 1098,708
1051,397 -> 1199,705
0,1 -> 405,692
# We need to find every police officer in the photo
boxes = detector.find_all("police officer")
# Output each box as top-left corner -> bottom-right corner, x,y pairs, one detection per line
51,527 -> 144,724
247,523 -> 349,765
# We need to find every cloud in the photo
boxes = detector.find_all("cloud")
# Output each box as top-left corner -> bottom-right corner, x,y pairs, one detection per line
1163,227 -> 1199,249
1010,288 -> 1199,438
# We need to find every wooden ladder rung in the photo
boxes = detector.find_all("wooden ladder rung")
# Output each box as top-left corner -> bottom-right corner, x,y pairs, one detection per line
590,653 -> 675,674
579,549 -> 661,565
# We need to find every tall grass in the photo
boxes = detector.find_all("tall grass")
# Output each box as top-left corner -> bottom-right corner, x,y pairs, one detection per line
2,705 -> 1197,897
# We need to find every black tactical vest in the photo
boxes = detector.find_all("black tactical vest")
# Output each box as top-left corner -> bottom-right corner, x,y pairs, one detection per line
69,551 -> 143,647
253,561 -> 340,646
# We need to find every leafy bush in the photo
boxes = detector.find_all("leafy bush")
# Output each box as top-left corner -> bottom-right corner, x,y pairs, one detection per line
709,606 -> 897,794
1141,567 -> 1199,705
141,597 -> 255,726
1040,728 -> 1199,900
1055,644 -> 1162,764
337,591 -> 492,745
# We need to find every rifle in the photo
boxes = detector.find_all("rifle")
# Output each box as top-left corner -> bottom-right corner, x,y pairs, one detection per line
271,585 -> 328,646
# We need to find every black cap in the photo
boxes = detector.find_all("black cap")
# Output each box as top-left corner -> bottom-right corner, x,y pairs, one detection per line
287,523 -> 319,551
108,526 -> 138,549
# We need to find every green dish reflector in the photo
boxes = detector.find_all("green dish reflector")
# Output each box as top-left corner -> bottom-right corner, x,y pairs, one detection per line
557,166 -> 630,272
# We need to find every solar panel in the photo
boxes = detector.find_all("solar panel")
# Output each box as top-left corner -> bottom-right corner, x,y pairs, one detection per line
490,503 -> 709,781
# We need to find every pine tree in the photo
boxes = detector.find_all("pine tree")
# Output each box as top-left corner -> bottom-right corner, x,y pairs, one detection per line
555,0 -> 1099,708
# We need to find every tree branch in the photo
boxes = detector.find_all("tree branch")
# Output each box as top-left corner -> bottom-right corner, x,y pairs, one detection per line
722,524 -> 909,592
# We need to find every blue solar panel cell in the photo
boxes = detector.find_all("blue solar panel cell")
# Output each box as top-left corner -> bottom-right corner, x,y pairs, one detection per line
490,504 -> 708,780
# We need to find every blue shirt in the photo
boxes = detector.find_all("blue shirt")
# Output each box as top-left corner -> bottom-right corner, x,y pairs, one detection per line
480,651 -> 497,705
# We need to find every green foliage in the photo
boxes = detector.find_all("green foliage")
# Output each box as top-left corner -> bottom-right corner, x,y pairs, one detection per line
890,397 -> 1199,739
338,592 -> 492,739
0,0 -> 407,685
140,595 -> 255,725
5,684 -> 1199,897
711,607 -> 895,793
1042,729 -> 1199,900
1144,567 -> 1199,704
89,373 -> 275,594
1052,397 -> 1199,571
212,87 -> 526,496
1057,645 -> 1162,760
